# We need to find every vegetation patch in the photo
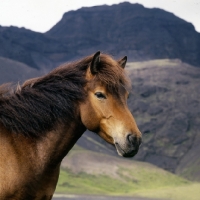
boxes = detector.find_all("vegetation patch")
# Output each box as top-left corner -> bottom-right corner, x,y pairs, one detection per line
134,183 -> 200,200
56,164 -> 189,197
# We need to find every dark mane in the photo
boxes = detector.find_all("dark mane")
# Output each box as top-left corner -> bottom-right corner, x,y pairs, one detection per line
0,53 -> 130,137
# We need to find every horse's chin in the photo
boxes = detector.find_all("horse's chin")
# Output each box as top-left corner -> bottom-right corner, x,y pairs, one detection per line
115,143 -> 138,158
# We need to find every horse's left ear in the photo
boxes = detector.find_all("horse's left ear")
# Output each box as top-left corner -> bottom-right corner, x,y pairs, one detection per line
118,56 -> 127,69
90,51 -> 101,74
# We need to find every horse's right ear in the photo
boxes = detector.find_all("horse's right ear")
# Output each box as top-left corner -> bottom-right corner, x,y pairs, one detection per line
90,51 -> 101,74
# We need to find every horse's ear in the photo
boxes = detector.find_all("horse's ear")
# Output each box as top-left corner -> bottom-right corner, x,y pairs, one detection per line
90,51 -> 101,74
118,56 -> 127,69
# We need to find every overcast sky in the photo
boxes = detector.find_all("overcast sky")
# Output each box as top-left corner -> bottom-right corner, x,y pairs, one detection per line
0,0 -> 199,33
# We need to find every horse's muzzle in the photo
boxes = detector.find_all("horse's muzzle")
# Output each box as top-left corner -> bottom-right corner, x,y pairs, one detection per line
115,134 -> 142,157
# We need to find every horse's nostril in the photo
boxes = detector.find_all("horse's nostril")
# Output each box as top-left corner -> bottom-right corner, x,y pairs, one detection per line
127,134 -> 142,146
127,134 -> 136,144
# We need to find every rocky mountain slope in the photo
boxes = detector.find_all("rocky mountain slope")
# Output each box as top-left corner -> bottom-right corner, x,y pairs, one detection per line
127,59 -> 200,181
1,2 -> 200,70
46,2 -> 200,67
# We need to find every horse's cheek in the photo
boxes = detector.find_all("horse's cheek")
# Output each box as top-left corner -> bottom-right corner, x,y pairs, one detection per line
79,102 -> 99,131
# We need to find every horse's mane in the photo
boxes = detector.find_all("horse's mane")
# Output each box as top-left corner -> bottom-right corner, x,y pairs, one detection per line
0,53 -> 130,137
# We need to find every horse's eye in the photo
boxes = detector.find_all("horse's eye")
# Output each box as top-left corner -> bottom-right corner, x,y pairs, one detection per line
95,92 -> 106,99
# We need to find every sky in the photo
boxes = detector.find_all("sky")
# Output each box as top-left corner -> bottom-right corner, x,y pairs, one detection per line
0,0 -> 200,33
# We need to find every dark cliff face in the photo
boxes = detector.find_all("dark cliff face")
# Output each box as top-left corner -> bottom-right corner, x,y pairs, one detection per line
0,2 -> 200,69
46,2 -> 200,67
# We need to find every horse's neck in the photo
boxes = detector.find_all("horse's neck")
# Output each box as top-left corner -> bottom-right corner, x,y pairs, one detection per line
0,120 -> 86,198
0,119 -> 85,170
33,120 -> 86,194
37,120 -> 86,168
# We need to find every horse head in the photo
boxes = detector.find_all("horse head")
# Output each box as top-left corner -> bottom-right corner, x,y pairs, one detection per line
80,51 -> 142,157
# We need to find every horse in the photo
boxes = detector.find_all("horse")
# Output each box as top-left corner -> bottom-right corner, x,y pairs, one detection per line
0,51 -> 142,200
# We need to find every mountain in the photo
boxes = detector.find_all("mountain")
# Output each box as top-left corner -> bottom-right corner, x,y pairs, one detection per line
46,2 -> 200,67
0,26 -> 71,70
0,2 -> 200,70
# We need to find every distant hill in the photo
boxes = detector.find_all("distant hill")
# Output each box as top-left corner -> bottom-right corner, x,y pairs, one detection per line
127,59 -> 200,181
0,2 -> 200,69
0,56 -> 42,85
58,146 -> 188,195
55,145 -> 200,200
0,26 -> 70,70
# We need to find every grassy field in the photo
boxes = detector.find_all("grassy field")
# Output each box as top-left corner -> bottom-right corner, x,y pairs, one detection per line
55,147 -> 200,200
134,183 -> 200,200
55,168 -> 200,200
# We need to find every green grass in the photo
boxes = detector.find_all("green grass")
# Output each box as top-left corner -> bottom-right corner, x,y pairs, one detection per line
55,163 -> 191,197
134,183 -> 200,200
55,168 -> 200,199
56,168 -> 130,195
55,147 -> 200,199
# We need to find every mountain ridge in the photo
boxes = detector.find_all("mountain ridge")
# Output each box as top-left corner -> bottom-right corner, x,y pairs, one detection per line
46,2 -> 200,67
0,2 -> 200,69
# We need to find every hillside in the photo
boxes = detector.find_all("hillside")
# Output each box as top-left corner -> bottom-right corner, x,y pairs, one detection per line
0,26 -> 69,70
54,146 -> 200,200
0,56 -> 42,85
127,59 -> 200,181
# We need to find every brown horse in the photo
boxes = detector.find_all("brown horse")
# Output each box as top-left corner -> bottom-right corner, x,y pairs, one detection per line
0,52 -> 142,200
